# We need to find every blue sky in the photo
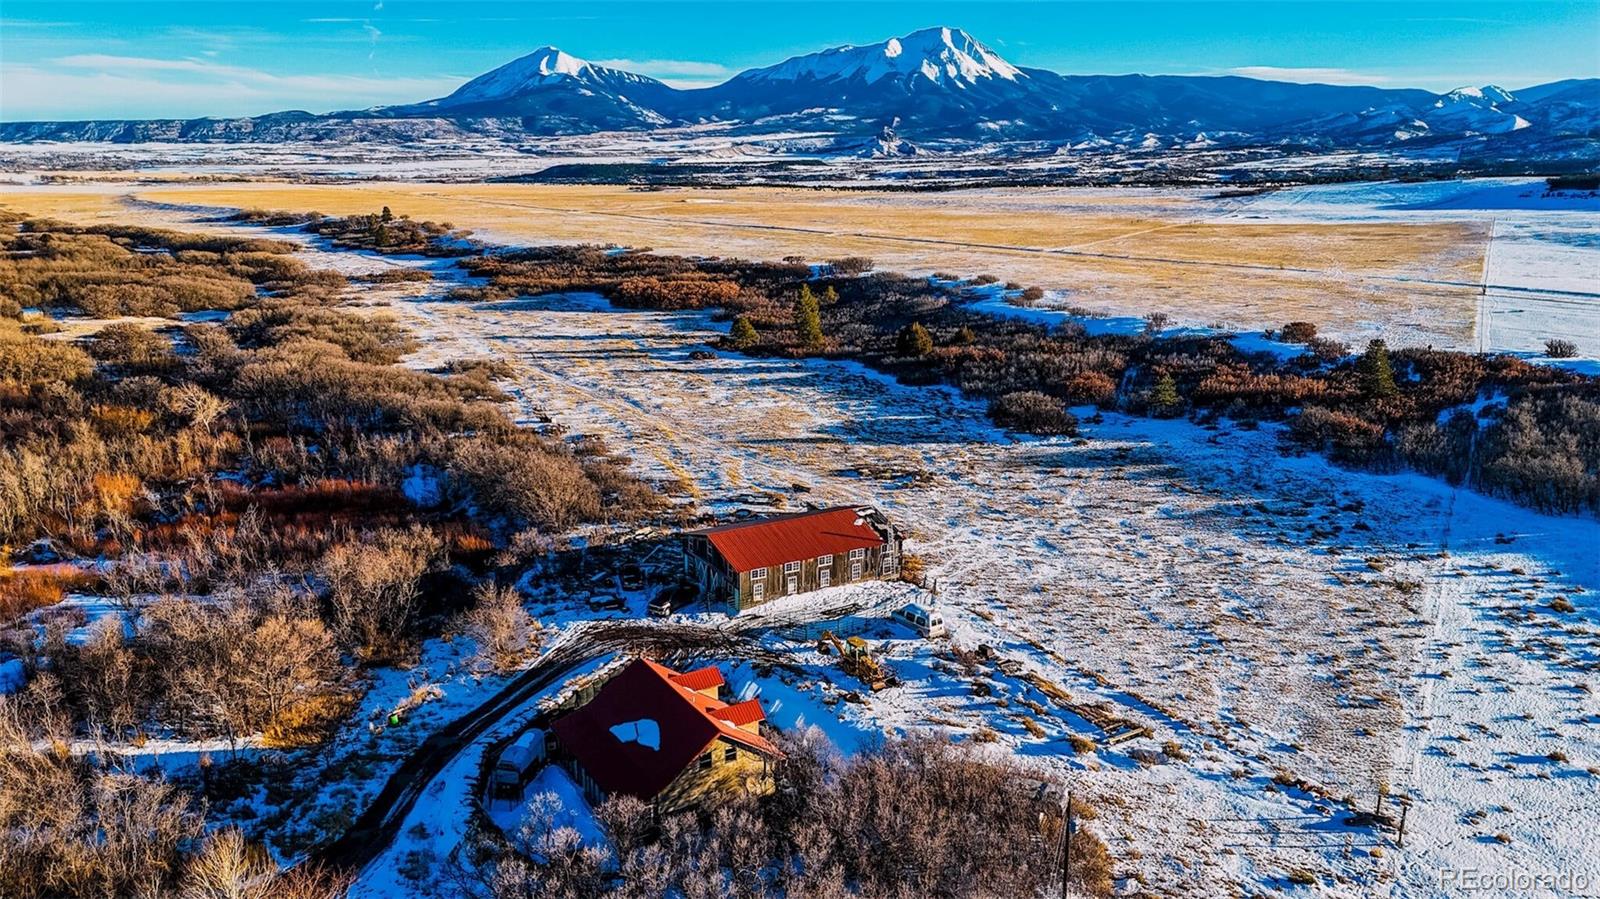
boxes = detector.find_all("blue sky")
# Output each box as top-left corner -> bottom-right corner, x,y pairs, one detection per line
2,1 -> 1596,120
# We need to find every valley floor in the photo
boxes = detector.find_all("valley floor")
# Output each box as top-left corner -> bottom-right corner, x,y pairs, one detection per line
3,189 -> 1595,897
5,175 -> 1597,363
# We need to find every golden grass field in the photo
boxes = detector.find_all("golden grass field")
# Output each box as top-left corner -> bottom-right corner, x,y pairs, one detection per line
2,180 -> 1489,344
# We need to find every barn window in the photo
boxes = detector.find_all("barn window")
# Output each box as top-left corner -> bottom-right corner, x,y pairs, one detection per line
752,581 -> 764,602
750,567 -> 766,581
699,752 -> 713,771
724,746 -> 738,762
816,554 -> 833,566
848,548 -> 866,560
782,561 -> 801,574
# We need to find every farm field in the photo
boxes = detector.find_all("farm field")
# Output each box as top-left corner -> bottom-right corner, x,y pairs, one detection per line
14,176 -> 1583,353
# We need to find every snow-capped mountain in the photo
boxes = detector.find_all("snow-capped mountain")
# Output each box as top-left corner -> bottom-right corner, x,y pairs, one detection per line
1422,85 -> 1530,135
3,27 -> 1595,166
369,47 -> 676,131
740,27 -> 1023,87
692,28 -> 1052,136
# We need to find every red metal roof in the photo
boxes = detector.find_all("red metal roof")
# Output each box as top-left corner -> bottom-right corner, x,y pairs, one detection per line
670,666 -> 725,693
550,658 -> 779,802
695,506 -> 884,573
710,699 -> 766,728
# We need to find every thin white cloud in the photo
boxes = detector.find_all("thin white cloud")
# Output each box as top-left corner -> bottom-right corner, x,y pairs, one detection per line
1228,66 -> 1394,86
4,57 -> 460,120
592,57 -> 731,86
592,57 -> 732,78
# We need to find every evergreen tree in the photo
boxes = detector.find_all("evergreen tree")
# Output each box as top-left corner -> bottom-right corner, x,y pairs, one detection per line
1358,339 -> 1398,398
728,315 -> 758,349
954,325 -> 977,345
794,285 -> 823,350
897,321 -> 934,357
380,206 -> 394,223
1149,371 -> 1181,416
822,285 -> 840,306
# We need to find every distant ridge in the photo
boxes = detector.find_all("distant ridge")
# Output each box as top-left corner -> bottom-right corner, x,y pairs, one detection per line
3,27 -> 1596,165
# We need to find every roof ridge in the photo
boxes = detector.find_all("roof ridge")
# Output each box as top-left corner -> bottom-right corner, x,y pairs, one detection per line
695,504 -> 862,534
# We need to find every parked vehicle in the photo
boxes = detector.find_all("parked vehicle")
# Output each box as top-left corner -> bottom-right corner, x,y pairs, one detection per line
892,602 -> 947,639
492,728 -> 546,798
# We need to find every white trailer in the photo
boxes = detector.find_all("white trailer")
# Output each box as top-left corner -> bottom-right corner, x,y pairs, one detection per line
492,728 -> 546,799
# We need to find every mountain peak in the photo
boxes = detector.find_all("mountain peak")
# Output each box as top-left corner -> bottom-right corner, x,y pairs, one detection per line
433,46 -> 663,108
742,26 -> 1023,86
1444,84 -> 1515,105
515,46 -> 591,78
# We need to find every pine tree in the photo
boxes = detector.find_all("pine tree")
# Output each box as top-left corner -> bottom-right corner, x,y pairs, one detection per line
1149,371 -> 1181,416
728,315 -> 758,349
897,321 -> 934,357
380,206 -> 394,223
822,285 -> 840,306
1358,339 -> 1398,398
794,285 -> 823,350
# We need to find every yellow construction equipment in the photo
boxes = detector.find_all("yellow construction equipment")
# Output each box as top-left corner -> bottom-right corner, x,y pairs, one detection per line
817,631 -> 898,691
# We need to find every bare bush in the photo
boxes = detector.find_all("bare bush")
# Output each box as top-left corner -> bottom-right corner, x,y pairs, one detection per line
457,581 -> 542,675
1546,338 -> 1578,359
989,391 -> 1079,436
318,526 -> 445,659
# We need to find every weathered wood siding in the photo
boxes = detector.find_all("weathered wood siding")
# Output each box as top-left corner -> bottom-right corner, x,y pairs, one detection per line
731,538 -> 901,611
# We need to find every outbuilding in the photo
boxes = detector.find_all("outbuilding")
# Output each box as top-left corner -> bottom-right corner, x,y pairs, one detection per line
683,506 -> 902,611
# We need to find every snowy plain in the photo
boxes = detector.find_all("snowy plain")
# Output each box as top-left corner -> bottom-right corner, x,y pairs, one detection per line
6,184 -> 1594,897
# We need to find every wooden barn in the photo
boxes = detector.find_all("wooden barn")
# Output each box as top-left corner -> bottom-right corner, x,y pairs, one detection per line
683,506 -> 902,612
549,658 -> 782,814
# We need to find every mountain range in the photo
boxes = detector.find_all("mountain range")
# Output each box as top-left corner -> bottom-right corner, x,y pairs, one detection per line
4,26 -> 1596,163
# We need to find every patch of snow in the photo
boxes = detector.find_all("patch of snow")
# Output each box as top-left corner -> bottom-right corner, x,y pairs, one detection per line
609,718 -> 661,750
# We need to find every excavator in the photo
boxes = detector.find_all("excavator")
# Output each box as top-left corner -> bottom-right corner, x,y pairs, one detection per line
817,631 -> 899,691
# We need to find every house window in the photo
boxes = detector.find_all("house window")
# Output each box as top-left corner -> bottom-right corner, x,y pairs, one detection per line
699,752 -> 713,771
848,548 -> 866,561
750,567 -> 766,581
724,746 -> 738,763
816,554 -> 833,567
782,561 -> 801,574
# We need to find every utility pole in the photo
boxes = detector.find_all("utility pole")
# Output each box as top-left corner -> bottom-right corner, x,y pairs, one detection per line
1060,789 -> 1074,899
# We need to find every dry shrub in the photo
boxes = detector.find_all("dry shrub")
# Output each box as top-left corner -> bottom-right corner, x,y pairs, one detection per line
989,391 -> 1079,436
0,697 -> 205,899
0,567 -> 97,622
447,436 -> 603,530
318,526 -> 445,658
456,581 -> 542,675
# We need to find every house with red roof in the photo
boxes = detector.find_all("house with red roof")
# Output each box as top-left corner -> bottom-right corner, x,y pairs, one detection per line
550,658 -> 783,813
683,506 -> 902,611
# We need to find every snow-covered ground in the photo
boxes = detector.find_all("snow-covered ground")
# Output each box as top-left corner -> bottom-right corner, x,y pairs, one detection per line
1232,179 -> 1600,365
374,280 -> 1597,896
14,194 -> 1591,896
